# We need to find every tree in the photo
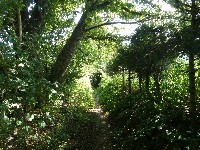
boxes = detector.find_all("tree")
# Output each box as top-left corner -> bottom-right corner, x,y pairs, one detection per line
48,0 -> 147,83
1,0 -> 159,84
164,0 -> 200,128
49,1 -> 110,82
109,24 -> 178,100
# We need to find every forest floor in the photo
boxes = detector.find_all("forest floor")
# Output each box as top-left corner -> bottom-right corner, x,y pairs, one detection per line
68,104 -> 114,150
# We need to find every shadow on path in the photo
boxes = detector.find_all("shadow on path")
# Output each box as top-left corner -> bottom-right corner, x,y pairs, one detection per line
68,106 -> 113,150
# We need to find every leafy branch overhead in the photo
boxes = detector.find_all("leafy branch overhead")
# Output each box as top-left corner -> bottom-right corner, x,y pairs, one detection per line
1,0 -> 200,149
49,0 -> 147,83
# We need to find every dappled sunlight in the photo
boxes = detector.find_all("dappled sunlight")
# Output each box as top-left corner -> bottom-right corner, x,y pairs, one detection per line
0,0 -> 200,149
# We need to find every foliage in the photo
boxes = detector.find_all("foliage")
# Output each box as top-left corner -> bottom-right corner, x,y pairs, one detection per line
99,58 -> 200,149
110,24 -> 178,76
97,75 -> 123,113
1,0 -> 200,149
0,3 -> 95,148
69,77 -> 95,109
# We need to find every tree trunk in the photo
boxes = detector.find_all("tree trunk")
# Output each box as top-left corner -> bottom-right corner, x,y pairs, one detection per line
128,69 -> 132,94
122,67 -> 126,96
17,9 -> 22,48
153,72 -> 162,103
189,51 -> 196,126
49,12 -> 88,83
145,73 -> 150,93
189,0 -> 197,128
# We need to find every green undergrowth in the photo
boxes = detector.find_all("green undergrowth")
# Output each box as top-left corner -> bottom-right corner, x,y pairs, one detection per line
99,93 -> 200,149
0,104 -> 98,149
97,73 -> 200,149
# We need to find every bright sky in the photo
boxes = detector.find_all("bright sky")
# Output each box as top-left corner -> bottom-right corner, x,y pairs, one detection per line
107,0 -> 174,36
74,0 -> 175,37
154,0 -> 175,12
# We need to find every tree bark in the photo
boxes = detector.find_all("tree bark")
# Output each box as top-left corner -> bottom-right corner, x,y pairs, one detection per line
128,69 -> 132,94
17,9 -> 22,48
122,67 -> 126,96
153,72 -> 162,103
145,73 -> 150,93
189,0 -> 197,128
49,12 -> 88,83
189,51 -> 196,126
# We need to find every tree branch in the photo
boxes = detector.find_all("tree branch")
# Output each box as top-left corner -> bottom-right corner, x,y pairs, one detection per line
17,9 -> 22,48
86,21 -> 143,31
121,6 -> 142,16
84,35 -> 121,42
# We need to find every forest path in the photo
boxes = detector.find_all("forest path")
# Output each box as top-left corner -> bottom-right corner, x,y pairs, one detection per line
87,107 -> 113,150
68,97 -> 113,150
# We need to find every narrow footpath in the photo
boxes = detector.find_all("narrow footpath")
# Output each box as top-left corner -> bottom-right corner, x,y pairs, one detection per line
88,107 -> 113,150
68,104 -> 113,150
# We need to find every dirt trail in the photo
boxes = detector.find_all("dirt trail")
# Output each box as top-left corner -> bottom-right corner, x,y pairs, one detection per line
68,106 -> 113,150
89,107 -> 113,150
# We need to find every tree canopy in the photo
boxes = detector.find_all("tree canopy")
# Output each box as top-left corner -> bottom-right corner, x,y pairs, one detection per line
0,0 -> 200,149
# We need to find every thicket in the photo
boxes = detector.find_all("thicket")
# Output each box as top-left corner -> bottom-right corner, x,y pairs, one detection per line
96,15 -> 200,147
0,55 -> 95,149
98,58 -> 200,149
1,0 -> 200,149
0,23 -> 96,149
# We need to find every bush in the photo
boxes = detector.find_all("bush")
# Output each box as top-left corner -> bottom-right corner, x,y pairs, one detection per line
97,75 -> 123,113
97,66 -> 200,149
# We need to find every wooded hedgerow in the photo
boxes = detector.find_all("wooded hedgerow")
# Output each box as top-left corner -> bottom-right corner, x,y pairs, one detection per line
0,0 -> 200,149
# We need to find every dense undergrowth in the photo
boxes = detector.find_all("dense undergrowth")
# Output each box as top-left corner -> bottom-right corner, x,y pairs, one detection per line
0,100 -> 96,149
1,1 -> 200,149
97,60 -> 200,150
0,49 -> 96,149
